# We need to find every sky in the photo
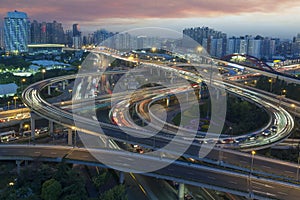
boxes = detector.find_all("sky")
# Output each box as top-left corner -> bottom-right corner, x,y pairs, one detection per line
1,0 -> 300,38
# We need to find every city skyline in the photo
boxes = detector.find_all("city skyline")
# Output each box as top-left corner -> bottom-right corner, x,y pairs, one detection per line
1,0 -> 300,38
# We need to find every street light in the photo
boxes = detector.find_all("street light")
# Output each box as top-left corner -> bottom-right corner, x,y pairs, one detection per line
278,89 -> 286,107
41,69 -> 46,80
291,104 -> 297,119
7,101 -> 10,110
249,150 -> 256,198
268,78 -> 273,92
13,96 -> 18,109
21,78 -> 26,94
297,151 -> 300,182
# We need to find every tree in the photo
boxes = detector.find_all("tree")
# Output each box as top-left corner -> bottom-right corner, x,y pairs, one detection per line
100,185 -> 127,200
41,179 -> 62,200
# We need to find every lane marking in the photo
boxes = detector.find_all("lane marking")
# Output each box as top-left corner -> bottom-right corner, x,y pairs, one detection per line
277,192 -> 288,196
252,181 -> 274,189
284,170 -> 294,174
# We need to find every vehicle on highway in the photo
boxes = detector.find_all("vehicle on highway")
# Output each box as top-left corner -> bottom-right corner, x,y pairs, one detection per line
262,129 -> 271,137
0,130 -> 16,142
271,125 -> 277,132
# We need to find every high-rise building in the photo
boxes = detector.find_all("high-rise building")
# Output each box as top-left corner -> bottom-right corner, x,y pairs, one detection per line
292,34 -> 300,57
248,38 -> 262,59
72,23 -> 82,49
183,27 -> 227,57
4,10 -> 30,53
30,20 -> 65,44
0,28 -> 4,49
30,20 -> 41,44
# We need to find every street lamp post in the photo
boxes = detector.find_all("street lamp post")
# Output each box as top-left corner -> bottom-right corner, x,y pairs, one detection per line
41,69 -> 46,80
13,96 -> 18,109
278,89 -> 286,107
297,151 -> 300,182
7,101 -> 10,110
291,104 -> 297,119
21,78 -> 26,94
268,78 -> 273,92
249,150 -> 256,199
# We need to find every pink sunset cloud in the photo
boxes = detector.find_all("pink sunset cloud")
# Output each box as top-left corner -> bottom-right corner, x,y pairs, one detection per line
1,0 -> 299,23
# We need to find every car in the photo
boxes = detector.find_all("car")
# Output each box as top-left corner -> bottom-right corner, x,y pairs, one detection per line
184,193 -> 194,200
136,148 -> 144,154
262,130 -> 271,136
248,134 -> 257,141
271,125 -> 277,132
235,138 -> 246,143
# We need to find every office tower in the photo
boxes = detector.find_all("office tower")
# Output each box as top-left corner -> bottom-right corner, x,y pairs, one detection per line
72,24 -> 82,49
292,34 -> 300,57
30,20 -> 41,44
248,37 -> 262,59
183,26 -> 227,57
4,10 -> 30,53
93,29 -> 115,45
261,38 -> 276,60
30,20 -> 65,44
65,30 -> 73,47
0,28 -> 4,48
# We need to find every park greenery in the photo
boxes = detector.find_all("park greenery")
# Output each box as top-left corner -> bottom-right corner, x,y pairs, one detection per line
255,76 -> 300,101
172,95 -> 269,136
0,162 -> 127,200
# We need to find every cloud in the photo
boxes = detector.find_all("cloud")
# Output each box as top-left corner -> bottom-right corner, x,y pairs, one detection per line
1,0 -> 300,30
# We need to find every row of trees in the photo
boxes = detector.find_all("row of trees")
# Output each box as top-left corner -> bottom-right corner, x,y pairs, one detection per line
256,76 -> 300,101
0,163 -> 127,200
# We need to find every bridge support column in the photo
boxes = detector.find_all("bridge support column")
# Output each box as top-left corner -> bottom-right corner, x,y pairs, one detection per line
19,121 -> 24,129
216,89 -> 220,100
30,112 -> 36,143
48,85 -> 51,96
49,121 -> 54,136
16,160 -> 21,175
178,183 -> 185,200
119,171 -> 124,184
186,93 -> 189,102
67,129 -> 73,146
62,81 -> 66,90
166,97 -> 170,107
157,69 -> 160,76
170,72 -> 174,84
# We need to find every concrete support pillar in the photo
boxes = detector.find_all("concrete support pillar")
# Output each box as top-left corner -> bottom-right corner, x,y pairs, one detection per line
49,121 -> 54,136
119,171 -> 124,184
178,183 -> 185,200
68,129 -> 73,146
150,68 -> 153,75
186,93 -> 189,102
74,130 -> 77,147
30,113 -> 36,142
166,97 -> 170,107
62,81 -> 66,90
170,73 -> 174,84
48,85 -> 51,96
16,160 -> 21,175
157,69 -> 160,76
19,121 -> 24,131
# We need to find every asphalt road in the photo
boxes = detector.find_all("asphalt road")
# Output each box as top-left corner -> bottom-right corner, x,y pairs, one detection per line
0,145 -> 299,200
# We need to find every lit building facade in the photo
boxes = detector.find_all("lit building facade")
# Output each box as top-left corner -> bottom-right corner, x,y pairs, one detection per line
4,10 -> 30,53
